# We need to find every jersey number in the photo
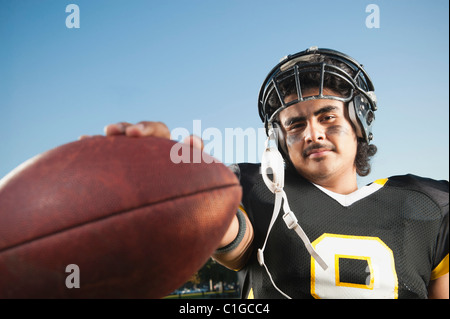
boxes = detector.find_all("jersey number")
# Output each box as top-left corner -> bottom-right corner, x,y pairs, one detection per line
311,233 -> 398,299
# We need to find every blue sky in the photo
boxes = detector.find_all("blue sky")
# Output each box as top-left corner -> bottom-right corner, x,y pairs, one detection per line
1,0 -> 449,186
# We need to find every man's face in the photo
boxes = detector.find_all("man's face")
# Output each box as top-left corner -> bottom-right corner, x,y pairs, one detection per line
278,89 -> 358,185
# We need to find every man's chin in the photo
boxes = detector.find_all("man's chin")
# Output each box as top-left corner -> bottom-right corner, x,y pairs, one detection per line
294,166 -> 334,183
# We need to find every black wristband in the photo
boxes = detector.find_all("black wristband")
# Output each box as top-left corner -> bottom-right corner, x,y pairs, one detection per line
215,208 -> 246,254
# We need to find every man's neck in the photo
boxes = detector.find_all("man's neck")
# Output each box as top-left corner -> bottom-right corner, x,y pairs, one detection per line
308,170 -> 358,195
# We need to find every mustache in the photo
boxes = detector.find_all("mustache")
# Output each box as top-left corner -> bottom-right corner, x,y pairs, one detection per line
302,143 -> 336,158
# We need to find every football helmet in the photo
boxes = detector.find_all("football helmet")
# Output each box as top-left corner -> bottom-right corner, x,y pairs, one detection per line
258,46 -> 377,144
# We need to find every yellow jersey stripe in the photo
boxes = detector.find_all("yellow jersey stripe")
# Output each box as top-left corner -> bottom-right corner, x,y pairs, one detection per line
373,178 -> 388,186
431,253 -> 449,280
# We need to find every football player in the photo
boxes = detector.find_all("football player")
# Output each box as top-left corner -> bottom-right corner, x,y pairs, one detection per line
97,47 -> 448,299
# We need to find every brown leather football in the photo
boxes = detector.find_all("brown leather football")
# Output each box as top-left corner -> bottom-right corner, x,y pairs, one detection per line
0,136 -> 241,298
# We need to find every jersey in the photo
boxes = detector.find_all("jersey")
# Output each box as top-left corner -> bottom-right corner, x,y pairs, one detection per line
232,163 -> 449,299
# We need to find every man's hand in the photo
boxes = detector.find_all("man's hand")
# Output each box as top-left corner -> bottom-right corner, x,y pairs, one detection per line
104,121 -> 171,139
80,121 -> 203,150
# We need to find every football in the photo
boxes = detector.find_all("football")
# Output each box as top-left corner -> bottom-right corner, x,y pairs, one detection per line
0,136 -> 242,298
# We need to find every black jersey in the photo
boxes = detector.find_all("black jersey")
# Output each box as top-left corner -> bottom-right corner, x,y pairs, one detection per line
232,163 -> 449,299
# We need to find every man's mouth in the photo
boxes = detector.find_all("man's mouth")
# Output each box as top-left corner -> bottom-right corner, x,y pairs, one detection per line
307,149 -> 331,158
303,144 -> 335,158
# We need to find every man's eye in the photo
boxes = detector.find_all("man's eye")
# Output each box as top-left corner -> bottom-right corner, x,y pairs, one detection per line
321,115 -> 336,122
288,123 -> 305,131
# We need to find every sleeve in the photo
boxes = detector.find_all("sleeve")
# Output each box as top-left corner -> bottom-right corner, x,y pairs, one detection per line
389,174 -> 449,281
431,206 -> 449,280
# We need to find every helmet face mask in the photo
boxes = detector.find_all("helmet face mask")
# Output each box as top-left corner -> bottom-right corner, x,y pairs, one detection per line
258,47 -> 377,144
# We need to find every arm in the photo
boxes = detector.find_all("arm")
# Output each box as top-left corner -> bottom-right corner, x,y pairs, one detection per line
212,207 -> 254,271
428,273 -> 449,299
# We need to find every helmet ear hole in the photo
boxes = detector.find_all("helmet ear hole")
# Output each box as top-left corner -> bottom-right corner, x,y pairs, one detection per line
366,111 -> 375,125
272,122 -> 289,157
348,100 -> 364,139
348,94 -> 375,143
271,121 -> 298,171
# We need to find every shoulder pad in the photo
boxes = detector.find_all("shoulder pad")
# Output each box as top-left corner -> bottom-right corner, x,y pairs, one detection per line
387,174 -> 449,209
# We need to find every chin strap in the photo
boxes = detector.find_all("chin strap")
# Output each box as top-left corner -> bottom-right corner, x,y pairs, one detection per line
258,127 -> 328,299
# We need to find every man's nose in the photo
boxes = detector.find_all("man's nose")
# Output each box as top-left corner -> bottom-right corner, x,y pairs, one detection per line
304,121 -> 325,143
